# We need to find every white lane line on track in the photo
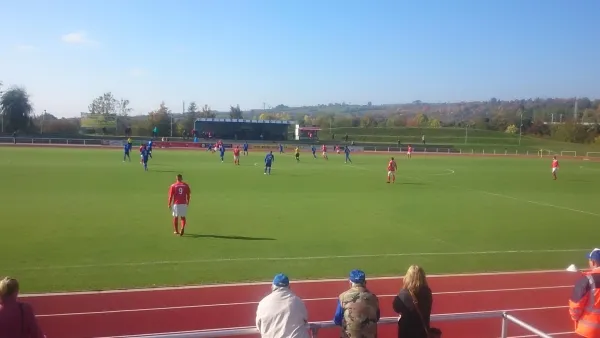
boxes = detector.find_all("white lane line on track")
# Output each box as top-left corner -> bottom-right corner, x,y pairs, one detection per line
21,269 -> 577,297
505,332 -> 575,338
9,248 -> 587,273
95,306 -> 570,338
35,285 -> 572,317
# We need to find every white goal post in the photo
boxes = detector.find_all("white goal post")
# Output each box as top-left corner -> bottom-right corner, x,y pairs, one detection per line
537,149 -> 555,157
560,151 -> 577,157
585,152 -> 600,158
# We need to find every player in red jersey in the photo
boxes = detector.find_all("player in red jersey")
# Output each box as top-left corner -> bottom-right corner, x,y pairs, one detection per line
407,145 -> 413,159
551,156 -> 559,180
322,144 -> 328,160
168,174 -> 191,236
139,144 -> 146,164
233,146 -> 241,165
387,157 -> 397,183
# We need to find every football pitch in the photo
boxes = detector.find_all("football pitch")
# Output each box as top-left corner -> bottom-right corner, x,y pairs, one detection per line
0,146 -> 598,293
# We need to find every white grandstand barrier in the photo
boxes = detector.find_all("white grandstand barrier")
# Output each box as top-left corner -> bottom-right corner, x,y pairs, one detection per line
560,151 -> 577,157
585,152 -> 600,158
118,311 -> 552,338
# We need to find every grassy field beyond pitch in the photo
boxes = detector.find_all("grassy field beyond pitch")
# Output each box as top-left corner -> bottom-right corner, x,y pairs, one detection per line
0,146 -> 598,292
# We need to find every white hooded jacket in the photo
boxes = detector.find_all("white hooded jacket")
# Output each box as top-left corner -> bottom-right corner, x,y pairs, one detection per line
256,286 -> 310,338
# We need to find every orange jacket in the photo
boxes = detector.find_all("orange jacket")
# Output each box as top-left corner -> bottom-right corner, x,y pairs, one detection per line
570,268 -> 600,338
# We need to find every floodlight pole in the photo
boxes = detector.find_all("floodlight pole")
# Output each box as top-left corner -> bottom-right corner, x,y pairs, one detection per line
41,110 -> 46,134
0,90 -> 3,133
518,110 -> 523,146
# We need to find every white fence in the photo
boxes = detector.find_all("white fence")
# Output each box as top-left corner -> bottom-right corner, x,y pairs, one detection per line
0,137 -> 591,159
118,311 -> 552,338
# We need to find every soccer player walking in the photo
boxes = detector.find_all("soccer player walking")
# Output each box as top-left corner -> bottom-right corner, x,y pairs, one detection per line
344,146 -> 352,163
264,151 -> 275,175
552,156 -> 559,180
141,147 -> 150,171
387,157 -> 397,183
123,143 -> 131,162
168,174 -> 191,236
233,146 -> 241,165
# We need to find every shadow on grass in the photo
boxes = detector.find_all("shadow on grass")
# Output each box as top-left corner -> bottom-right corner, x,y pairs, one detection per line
185,233 -> 276,241
401,182 -> 426,185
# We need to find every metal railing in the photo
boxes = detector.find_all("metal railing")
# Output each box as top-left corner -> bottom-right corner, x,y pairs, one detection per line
119,311 -> 553,338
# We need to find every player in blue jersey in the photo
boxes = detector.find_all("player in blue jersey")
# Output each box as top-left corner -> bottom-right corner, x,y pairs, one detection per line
311,145 -> 317,159
344,146 -> 352,163
123,143 -> 131,162
141,148 -> 150,171
147,140 -> 153,158
264,151 -> 275,175
219,145 -> 225,162
279,144 -> 284,154
243,142 -> 249,155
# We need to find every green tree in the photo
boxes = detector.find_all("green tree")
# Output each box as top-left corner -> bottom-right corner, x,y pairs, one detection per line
118,99 -> 132,116
147,102 -> 172,137
188,101 -> 198,114
505,124 -> 518,134
229,105 -> 243,119
1,86 -> 34,133
199,104 -> 215,118
428,118 -> 441,128
88,92 -> 118,115
182,101 -> 199,129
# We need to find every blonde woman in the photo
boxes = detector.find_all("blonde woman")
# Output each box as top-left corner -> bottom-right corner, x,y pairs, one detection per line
392,266 -> 433,338
0,277 -> 45,338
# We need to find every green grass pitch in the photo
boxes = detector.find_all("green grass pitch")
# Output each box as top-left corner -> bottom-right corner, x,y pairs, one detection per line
0,146 -> 598,293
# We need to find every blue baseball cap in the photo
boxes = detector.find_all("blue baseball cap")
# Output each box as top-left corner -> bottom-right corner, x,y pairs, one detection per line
349,269 -> 366,284
272,273 -> 289,287
588,249 -> 600,263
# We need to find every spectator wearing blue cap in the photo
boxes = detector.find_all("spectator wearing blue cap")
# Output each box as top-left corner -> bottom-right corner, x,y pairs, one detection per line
256,273 -> 310,338
333,269 -> 380,338
569,248 -> 600,338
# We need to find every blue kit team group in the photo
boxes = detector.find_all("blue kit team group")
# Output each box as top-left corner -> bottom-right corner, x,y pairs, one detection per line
122,139 -> 352,173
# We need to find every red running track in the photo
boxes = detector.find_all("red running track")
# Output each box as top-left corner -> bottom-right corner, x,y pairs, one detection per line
21,270 -> 581,338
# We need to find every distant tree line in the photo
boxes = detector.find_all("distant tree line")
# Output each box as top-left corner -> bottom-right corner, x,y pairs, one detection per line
1,80 -> 599,144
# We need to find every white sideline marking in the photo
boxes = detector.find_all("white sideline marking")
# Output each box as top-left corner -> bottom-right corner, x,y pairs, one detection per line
480,191 -> 600,217
429,168 -> 455,176
505,332 -> 574,338
9,248 -> 587,272
21,269 -> 575,297
95,306 -> 569,338
348,163 -> 598,217
35,285 -> 572,317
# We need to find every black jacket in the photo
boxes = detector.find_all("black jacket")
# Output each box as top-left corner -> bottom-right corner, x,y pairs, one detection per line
392,286 -> 433,338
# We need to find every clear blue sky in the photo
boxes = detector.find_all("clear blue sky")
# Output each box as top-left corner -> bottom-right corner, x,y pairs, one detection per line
1,0 -> 599,117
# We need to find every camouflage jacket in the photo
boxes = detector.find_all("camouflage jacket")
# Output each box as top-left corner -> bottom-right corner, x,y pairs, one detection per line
339,286 -> 380,338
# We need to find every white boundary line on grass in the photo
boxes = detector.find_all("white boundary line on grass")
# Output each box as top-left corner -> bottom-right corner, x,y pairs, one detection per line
476,191 -> 600,218
346,163 -> 599,217
8,248 -> 586,272
20,267 -> 579,297
35,285 -> 572,317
